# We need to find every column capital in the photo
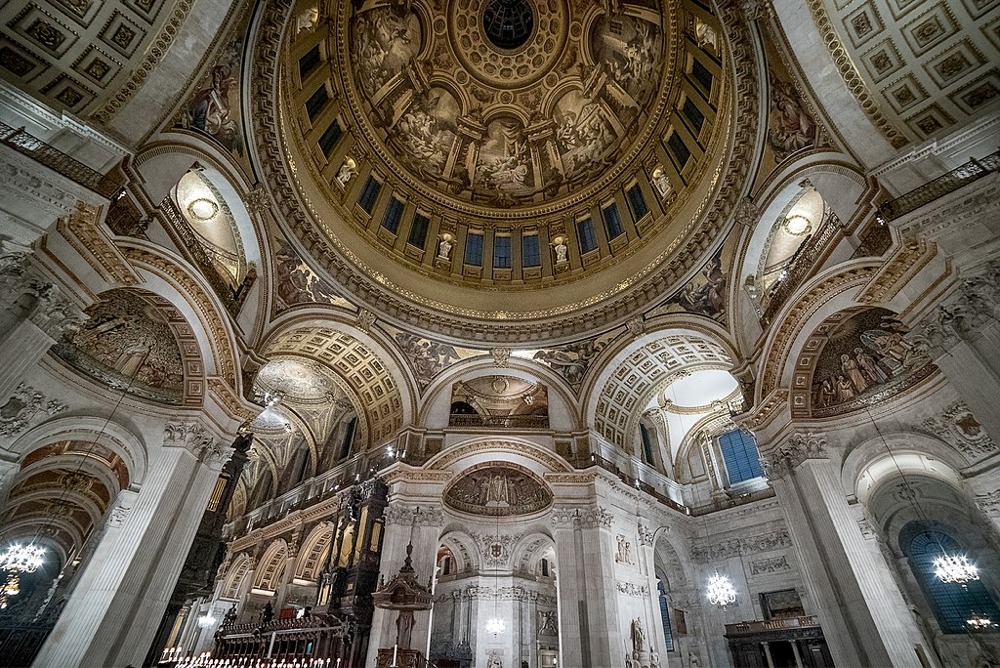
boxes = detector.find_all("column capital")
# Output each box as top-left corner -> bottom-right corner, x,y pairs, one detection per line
760,431 -> 829,479
163,422 -> 232,470
908,260 -> 1000,356
0,253 -> 86,339
550,505 -> 613,529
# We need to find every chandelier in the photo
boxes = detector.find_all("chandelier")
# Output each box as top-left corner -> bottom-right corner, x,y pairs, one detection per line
966,612 -> 995,630
706,573 -> 737,607
0,543 -> 45,574
933,554 -> 979,585
484,616 -> 506,635
0,574 -> 20,609
197,611 -> 218,628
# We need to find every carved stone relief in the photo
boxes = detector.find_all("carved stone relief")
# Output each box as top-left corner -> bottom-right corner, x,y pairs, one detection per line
444,463 -> 552,517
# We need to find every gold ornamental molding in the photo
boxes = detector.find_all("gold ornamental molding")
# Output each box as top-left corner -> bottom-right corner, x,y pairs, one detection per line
759,264 -> 876,397
56,203 -> 139,287
856,236 -> 935,305
802,0 -> 907,149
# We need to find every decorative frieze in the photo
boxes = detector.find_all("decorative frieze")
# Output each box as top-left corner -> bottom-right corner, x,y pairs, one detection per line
920,401 -> 996,460
383,504 -> 444,527
691,530 -> 793,563
760,433 -> 828,479
748,555 -> 791,575
458,585 -> 557,605
0,383 -> 67,437
616,581 -> 649,597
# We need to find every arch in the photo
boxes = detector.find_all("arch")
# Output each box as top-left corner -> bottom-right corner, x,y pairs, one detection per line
221,553 -> 254,600
510,531 -> 556,575
437,530 -> 480,574
9,415 -> 147,487
583,319 -> 738,451
426,435 -> 574,475
254,539 -> 289,591
418,356 -> 579,432
119,239 -> 242,390
295,521 -> 336,582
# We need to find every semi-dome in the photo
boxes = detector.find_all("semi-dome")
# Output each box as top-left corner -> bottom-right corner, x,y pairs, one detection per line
264,0 -> 757,341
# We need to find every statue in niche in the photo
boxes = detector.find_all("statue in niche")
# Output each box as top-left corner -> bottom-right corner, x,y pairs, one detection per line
616,534 -> 633,564
295,5 -> 319,34
651,166 -> 671,198
437,234 -> 454,260
335,157 -> 357,187
538,610 -> 558,635
551,236 -> 569,264
630,618 -> 647,659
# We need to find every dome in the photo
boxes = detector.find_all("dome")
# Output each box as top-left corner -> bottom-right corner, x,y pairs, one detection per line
268,0 -> 755,341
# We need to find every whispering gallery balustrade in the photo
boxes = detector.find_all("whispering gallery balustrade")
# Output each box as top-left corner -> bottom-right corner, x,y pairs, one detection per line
878,148 -> 1000,222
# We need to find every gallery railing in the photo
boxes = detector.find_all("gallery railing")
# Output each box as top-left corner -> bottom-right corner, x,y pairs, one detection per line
0,621 -> 55,667
447,413 -> 550,428
760,216 -> 841,326
725,615 -> 820,636
878,148 -> 1000,222
160,197 -> 256,318
0,121 -> 122,198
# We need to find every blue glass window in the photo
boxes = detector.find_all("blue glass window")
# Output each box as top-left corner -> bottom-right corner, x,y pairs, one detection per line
408,212 -> 430,248
381,197 -> 404,234
522,234 -> 540,267
719,429 -> 763,484
603,203 -> 625,239
577,218 -> 598,254
465,232 -> 484,266
627,184 -> 649,220
909,529 -> 1000,633
358,176 -> 381,214
657,580 -> 675,651
319,119 -> 343,157
494,235 -> 511,268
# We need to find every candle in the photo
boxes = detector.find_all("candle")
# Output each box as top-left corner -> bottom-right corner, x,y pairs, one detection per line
391,644 -> 398,667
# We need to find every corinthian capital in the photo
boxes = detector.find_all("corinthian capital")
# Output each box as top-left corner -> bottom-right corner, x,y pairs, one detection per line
164,422 -> 231,468
760,432 -> 828,479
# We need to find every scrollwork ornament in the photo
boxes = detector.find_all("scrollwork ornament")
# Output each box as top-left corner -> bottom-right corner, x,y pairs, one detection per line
0,383 -> 67,437
384,504 -> 444,527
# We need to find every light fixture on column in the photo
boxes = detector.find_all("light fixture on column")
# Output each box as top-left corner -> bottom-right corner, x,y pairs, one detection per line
706,572 -> 737,607
866,408 -> 984,585
197,610 -> 218,628
485,513 -> 505,635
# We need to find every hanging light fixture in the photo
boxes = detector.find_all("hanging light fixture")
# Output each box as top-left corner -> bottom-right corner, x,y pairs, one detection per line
197,610 -> 218,628
966,612 -> 995,630
933,554 -> 980,585
865,407 -> 985,585
0,574 -> 20,609
706,572 -> 737,607
485,513 -> 505,635
0,543 -> 45,574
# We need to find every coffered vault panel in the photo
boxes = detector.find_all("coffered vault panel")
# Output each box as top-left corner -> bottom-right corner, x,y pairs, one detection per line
263,327 -> 403,445
594,334 -> 731,448
816,0 -> 1000,141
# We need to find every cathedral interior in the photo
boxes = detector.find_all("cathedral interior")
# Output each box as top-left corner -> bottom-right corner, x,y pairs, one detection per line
0,0 -> 998,665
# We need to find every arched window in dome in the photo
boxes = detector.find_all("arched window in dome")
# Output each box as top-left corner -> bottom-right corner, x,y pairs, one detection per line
906,527 -> 1000,634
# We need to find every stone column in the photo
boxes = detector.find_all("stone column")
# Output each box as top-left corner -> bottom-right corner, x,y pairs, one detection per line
550,505 -> 618,668
909,265 -> 1000,443
761,432 -> 931,667
636,521 -> 667,664
365,503 -> 443,667
0,254 -> 85,400
33,421 -> 232,668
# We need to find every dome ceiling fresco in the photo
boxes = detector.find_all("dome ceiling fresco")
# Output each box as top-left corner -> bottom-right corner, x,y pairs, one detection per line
348,0 -> 669,209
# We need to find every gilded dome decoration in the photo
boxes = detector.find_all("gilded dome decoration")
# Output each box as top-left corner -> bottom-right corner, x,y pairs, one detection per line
268,0 -> 755,338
